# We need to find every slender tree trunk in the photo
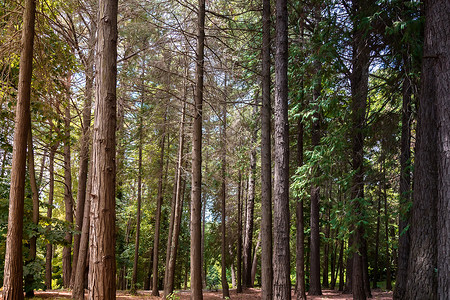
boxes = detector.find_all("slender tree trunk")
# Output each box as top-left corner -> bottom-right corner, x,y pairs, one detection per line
231,263 -> 236,289
373,191 -> 381,289
131,98 -> 144,293
393,63 -> 412,300
296,118 -> 306,300
237,171 -> 243,293
190,0 -> 206,297
2,0 -> 36,298
261,0 -> 273,297
152,112 -> 167,297
165,101 -> 186,298
63,100 -> 73,289
323,205 -> 330,288
72,161 -> 93,300
243,103 -> 257,288
46,145 -> 57,290
88,0 -> 118,296
384,171 -> 392,291
251,232 -> 262,286
71,25 -> 94,287
338,240 -> 344,291
273,0 -> 291,297
25,126 -> 39,297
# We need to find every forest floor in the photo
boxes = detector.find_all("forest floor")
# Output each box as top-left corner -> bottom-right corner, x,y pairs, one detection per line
13,288 -> 393,299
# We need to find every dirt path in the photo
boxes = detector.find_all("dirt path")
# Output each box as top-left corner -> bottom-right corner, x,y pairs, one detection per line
17,288 -> 392,299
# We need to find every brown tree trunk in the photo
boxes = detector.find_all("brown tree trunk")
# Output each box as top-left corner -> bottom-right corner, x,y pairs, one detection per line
338,240 -> 344,291
46,145 -> 57,290
243,102 -> 257,288
296,117 -> 306,300
273,0 -> 291,297
393,64 -> 412,300
131,98 -> 144,293
152,112 -> 167,297
71,24 -> 94,287
261,0 -> 273,297
350,1 -> 371,298
164,101 -> 186,298
72,161 -> 93,300
63,100 -> 73,289
384,172 -> 392,291
251,232 -> 261,286
373,190 -> 381,289
190,0 -> 206,297
220,100 -> 230,298
2,0 -> 36,298
237,171 -> 243,293
25,126 -> 39,297
88,0 -> 118,296
433,0 -> 450,297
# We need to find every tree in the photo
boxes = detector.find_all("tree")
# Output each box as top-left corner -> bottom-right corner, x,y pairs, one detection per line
260,0 -> 273,297
273,0 -> 291,298
2,0 -> 36,298
88,0 -> 118,297
190,0 -> 206,298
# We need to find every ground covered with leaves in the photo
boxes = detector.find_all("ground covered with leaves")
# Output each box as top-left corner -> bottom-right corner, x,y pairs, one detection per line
6,288 -> 393,299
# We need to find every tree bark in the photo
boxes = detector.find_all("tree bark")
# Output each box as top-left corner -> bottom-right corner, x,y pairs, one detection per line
373,190 -> 381,289
152,112 -> 167,297
296,118 -> 306,300
88,0 -> 118,296
72,161 -> 93,300
46,144 -> 57,290
273,0 -> 291,297
261,0 -> 273,297
243,103 -> 257,288
165,101 -> 186,298
237,170 -> 243,293
251,232 -> 262,286
393,64 -> 412,300
25,126 -> 39,297
190,0 -> 206,297
384,172 -> 392,291
2,0 -> 36,298
434,0 -> 450,297
71,24 -> 94,287
63,99 -> 73,289
131,98 -> 144,293
220,100 -> 230,298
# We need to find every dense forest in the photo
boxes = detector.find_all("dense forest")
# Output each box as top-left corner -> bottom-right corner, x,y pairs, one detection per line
0,0 -> 449,299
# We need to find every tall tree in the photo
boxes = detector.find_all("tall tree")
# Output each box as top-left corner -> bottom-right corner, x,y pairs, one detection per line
260,0 -> 273,297
63,96 -> 73,288
190,0 -> 206,297
273,0 -> 291,298
46,142 -> 57,290
2,0 -> 36,298
236,171 -> 243,293
88,0 -> 118,296
220,98 -> 230,298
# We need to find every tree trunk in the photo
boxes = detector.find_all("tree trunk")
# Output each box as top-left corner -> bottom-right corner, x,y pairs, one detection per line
88,0 -> 118,296
2,0 -> 36,298
237,170 -> 243,293
190,0 -> 206,297
350,0 -> 371,297
393,63 -> 412,300
131,98 -> 144,293
46,145 -> 57,290
261,0 -> 273,297
296,118 -> 306,300
152,112 -> 167,297
338,240 -> 344,291
384,172 -> 392,291
243,103 -> 257,288
63,99 -> 73,289
373,190 -> 381,289
71,24 -> 94,287
273,0 -> 291,297
220,98 -> 230,298
165,101 -> 186,298
72,161 -> 93,300
251,232 -> 262,286
25,126 -> 39,297
434,0 -> 450,297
